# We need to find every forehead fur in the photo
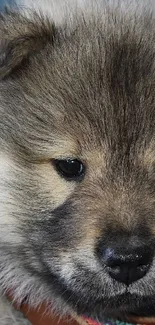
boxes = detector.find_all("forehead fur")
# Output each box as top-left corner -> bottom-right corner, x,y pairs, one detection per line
0,3 -> 155,164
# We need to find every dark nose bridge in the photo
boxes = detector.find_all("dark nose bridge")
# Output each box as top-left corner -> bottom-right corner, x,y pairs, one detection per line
104,184 -> 148,232
99,225 -> 152,251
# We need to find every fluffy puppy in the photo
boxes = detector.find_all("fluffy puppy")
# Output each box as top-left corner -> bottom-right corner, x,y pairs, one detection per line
1,0 -> 155,324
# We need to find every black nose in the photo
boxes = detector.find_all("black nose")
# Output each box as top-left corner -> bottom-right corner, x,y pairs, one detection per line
104,245 -> 152,285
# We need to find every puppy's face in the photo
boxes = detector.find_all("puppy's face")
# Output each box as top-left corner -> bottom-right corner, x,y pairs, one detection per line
1,7 -> 155,322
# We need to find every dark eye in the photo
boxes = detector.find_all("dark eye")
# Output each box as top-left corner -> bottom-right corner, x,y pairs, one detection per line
52,159 -> 85,181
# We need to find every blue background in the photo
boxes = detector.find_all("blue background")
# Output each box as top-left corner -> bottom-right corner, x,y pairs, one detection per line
0,0 -> 16,10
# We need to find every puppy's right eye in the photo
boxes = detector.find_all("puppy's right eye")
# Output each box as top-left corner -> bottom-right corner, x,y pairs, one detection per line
52,159 -> 85,181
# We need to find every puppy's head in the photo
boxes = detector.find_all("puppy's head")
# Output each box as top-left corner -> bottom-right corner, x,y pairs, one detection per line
1,5 -> 155,322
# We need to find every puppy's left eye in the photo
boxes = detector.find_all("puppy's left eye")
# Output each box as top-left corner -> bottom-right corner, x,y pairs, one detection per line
52,159 -> 85,181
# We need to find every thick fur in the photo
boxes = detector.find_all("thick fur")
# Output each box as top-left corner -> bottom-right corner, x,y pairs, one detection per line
0,296 -> 30,324
1,0 -> 155,324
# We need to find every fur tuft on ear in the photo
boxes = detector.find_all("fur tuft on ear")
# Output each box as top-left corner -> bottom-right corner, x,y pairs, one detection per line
0,9 -> 59,79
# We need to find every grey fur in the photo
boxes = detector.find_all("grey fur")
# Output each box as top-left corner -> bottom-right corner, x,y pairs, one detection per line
1,0 -> 155,324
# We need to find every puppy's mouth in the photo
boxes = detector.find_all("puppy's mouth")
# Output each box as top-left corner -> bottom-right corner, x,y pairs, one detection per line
36,262 -> 155,322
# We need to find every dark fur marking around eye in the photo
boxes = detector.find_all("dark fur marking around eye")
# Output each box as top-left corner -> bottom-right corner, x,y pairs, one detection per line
25,199 -> 77,252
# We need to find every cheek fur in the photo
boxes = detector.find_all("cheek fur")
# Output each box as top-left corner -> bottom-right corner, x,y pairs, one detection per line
0,154 -> 23,244
34,163 -> 76,209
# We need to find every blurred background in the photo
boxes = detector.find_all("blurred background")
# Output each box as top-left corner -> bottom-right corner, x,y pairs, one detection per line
0,0 -> 16,10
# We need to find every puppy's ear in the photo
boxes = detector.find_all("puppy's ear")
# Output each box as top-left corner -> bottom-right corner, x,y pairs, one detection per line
0,10 -> 59,79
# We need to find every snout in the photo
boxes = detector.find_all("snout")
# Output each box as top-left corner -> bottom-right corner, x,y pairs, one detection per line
96,235 -> 154,286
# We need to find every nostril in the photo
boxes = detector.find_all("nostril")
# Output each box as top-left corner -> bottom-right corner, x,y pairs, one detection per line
108,265 -> 121,277
108,261 -> 150,275
107,262 -> 151,286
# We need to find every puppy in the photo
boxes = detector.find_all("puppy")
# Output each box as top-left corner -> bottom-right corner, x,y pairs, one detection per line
1,0 -> 155,324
